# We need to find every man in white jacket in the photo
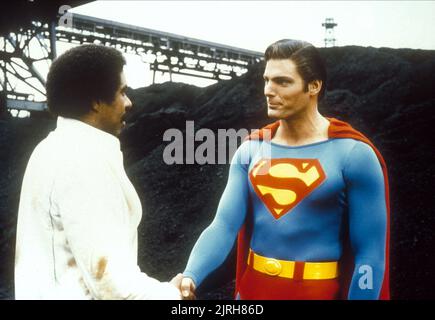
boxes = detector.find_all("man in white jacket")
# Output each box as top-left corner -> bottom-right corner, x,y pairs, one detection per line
15,44 -> 182,300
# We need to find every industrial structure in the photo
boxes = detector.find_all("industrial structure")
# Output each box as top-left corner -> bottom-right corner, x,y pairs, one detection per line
0,0 -> 263,114
322,17 -> 338,48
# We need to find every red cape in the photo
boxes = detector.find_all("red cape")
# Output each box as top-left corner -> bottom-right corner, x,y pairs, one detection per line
235,118 -> 390,299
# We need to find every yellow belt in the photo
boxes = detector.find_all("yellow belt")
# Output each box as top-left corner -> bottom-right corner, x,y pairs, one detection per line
248,249 -> 338,280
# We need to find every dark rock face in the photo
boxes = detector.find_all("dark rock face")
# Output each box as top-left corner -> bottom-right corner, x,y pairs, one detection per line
0,46 -> 434,299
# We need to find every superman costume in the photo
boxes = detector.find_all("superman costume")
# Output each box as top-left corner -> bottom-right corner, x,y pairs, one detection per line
183,118 -> 390,300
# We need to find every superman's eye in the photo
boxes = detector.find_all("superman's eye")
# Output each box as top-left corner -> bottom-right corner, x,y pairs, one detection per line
277,79 -> 291,85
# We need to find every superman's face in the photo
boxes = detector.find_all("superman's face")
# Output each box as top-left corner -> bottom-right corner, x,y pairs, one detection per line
263,59 -> 311,120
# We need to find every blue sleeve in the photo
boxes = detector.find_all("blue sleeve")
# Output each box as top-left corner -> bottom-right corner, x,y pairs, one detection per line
183,141 -> 254,287
344,141 -> 387,300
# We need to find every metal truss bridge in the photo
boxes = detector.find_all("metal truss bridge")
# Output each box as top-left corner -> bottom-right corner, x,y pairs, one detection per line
0,2 -> 263,114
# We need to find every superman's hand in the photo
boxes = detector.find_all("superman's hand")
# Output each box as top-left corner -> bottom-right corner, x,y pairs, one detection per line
180,277 -> 196,300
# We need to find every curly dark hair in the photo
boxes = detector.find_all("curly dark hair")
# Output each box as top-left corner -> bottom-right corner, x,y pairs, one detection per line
46,44 -> 126,118
265,39 -> 327,100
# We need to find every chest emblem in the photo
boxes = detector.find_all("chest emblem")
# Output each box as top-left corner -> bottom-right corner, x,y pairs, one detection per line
249,158 -> 326,219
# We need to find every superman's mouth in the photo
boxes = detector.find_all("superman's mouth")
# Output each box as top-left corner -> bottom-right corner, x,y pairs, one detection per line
268,104 -> 280,109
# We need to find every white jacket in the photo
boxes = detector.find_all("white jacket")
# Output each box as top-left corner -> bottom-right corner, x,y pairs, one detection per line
15,116 -> 180,300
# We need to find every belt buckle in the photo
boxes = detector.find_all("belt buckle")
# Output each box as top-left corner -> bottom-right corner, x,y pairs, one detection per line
264,258 -> 282,276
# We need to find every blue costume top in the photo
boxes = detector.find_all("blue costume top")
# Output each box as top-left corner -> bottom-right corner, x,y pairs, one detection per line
184,138 -> 387,299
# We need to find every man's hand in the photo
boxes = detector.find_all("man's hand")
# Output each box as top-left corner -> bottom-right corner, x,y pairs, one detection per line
180,277 -> 196,300
170,273 -> 183,290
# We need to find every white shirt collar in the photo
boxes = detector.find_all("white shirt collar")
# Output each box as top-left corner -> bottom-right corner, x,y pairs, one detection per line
56,116 -> 120,151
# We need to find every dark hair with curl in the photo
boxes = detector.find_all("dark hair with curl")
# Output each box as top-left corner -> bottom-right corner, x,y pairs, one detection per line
46,44 -> 126,118
265,39 -> 327,100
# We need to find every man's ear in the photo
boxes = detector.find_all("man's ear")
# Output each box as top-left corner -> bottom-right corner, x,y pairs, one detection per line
90,100 -> 101,113
308,80 -> 322,96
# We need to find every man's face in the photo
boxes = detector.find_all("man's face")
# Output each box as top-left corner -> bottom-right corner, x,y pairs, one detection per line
96,71 -> 132,137
263,59 -> 311,120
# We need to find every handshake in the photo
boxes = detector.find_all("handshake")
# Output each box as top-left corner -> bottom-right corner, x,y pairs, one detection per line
170,274 -> 197,300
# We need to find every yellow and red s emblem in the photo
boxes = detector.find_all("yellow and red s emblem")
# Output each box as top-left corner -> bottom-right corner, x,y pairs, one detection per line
249,158 -> 326,219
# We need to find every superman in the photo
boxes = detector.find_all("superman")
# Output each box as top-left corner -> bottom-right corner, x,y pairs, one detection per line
180,39 -> 390,300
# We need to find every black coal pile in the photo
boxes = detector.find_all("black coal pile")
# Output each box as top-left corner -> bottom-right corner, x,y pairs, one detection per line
1,45 -> 434,299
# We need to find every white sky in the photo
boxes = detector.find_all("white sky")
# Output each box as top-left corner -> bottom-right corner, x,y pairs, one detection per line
71,0 -> 435,51
67,0 -> 435,89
